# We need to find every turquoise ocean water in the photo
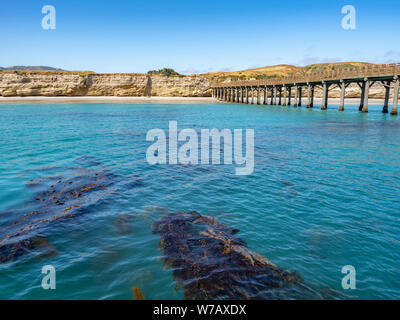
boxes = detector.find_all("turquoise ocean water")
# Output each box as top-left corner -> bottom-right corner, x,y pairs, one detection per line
0,102 -> 399,299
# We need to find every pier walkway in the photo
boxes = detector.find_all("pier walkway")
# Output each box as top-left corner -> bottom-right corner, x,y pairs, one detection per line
211,64 -> 400,115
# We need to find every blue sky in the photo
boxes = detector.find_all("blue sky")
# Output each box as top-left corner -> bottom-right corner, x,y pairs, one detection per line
0,0 -> 399,74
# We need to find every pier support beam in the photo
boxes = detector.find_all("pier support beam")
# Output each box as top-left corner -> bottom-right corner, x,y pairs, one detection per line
362,79 -> 370,113
339,81 -> 345,111
306,84 -> 311,108
288,87 -> 292,106
293,86 -> 298,108
310,86 -> 314,107
391,77 -> 399,116
383,81 -> 390,113
269,87 -> 274,105
251,87 -> 254,104
257,86 -> 261,105
298,87 -> 302,107
272,86 -> 277,105
263,86 -> 267,105
321,82 -> 328,110
245,87 -> 249,104
278,87 -> 282,105
283,86 -> 287,106
359,81 -> 366,111
241,87 -> 245,104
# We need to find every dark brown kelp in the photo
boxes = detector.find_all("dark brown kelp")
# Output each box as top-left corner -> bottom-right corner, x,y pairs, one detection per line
153,211 -> 303,300
0,166 -> 113,263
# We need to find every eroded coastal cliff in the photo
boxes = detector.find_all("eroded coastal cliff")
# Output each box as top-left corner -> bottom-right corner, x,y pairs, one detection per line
0,72 -> 211,97
0,61 -> 393,99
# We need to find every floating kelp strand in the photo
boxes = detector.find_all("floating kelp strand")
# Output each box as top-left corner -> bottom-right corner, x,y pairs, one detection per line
153,211 -> 303,300
0,164 -> 118,263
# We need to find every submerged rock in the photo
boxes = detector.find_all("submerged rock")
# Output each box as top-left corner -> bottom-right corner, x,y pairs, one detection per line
153,211 -> 302,300
113,213 -> 134,236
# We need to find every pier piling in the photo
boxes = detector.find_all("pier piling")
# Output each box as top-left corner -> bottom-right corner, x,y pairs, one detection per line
283,86 -> 287,106
359,81 -> 366,111
269,87 -> 274,105
339,81 -> 345,111
263,86 -> 267,105
278,87 -> 282,105
383,81 -> 390,113
298,87 -> 302,107
362,79 -> 370,113
321,82 -> 328,110
272,86 -> 277,105
391,77 -> 399,115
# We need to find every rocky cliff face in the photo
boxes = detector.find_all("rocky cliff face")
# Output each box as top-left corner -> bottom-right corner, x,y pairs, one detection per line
0,71 -> 391,99
0,72 -> 211,97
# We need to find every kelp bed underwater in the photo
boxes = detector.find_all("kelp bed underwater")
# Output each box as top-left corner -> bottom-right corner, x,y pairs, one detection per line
153,211 -> 329,300
0,158 -> 118,263
1,158 -> 336,299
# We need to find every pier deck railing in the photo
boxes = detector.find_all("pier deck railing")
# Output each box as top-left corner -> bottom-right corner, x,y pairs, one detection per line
211,64 -> 400,88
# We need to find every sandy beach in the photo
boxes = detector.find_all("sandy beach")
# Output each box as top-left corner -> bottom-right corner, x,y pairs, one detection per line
0,96 -> 215,104
0,96 -> 387,105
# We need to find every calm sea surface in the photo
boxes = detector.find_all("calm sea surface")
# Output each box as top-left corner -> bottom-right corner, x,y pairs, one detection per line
0,102 -> 399,299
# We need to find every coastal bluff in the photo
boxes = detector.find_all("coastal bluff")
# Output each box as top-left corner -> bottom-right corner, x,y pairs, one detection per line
0,62 -> 394,99
0,72 -> 211,97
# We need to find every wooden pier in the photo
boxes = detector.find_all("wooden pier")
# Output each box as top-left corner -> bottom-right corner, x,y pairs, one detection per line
211,64 -> 400,115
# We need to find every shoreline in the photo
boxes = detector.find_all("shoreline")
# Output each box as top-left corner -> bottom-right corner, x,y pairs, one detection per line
0,96 -> 214,104
0,96 -> 387,105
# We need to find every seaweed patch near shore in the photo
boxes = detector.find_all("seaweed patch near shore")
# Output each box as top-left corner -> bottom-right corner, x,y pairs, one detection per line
153,211 -> 308,300
0,160 -> 117,263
